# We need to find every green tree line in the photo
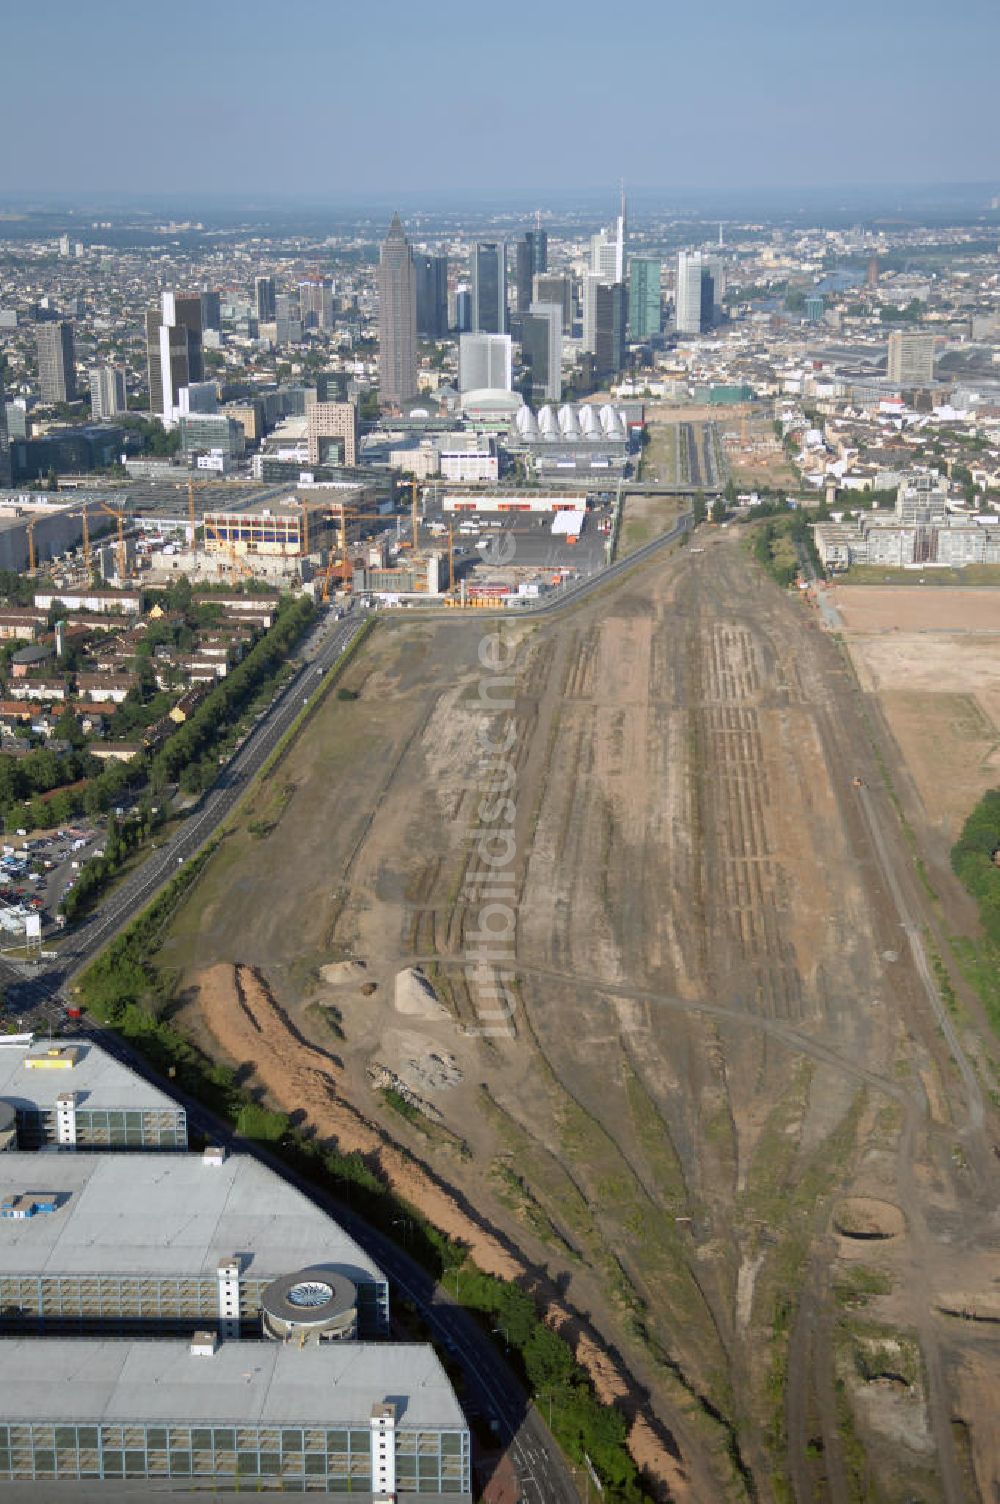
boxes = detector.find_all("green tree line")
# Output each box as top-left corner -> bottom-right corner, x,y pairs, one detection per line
952,790 -> 1000,945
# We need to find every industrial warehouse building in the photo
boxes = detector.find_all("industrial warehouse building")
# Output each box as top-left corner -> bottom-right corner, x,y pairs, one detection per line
0,1037 -> 471,1498
0,1148 -> 389,1338
442,491 -> 587,514
0,1338 -> 471,1496
0,1038 -> 188,1151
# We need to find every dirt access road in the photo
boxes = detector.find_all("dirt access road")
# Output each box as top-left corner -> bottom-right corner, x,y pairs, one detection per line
162,535 -> 1000,1503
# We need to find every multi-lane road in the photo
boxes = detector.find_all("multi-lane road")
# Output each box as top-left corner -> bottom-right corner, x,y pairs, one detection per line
0,607 -> 367,1025
0,527 -> 695,1499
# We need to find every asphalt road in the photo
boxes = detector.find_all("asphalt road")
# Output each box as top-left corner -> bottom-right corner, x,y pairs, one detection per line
0,526 -> 698,1499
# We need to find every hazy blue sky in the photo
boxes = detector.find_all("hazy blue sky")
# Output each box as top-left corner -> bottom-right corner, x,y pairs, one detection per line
4,0 -> 997,201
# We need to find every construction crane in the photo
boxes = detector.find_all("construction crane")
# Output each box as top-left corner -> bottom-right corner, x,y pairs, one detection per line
319,504 -> 401,602
399,479 -> 421,551
95,502 -> 129,582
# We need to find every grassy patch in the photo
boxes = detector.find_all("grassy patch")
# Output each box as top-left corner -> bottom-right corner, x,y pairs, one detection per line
833,1266 -> 893,1309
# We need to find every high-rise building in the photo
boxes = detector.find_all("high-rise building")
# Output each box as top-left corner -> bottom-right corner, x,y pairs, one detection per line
454,287 -> 471,333
513,232 -> 548,315
144,306 -> 165,417
804,293 -> 825,323
534,273 -> 572,331
514,240 -> 531,316
377,214 -> 418,408
520,303 -> 563,401
414,254 -> 448,339
299,279 -> 334,331
89,365 -> 127,420
0,367 -> 10,487
171,294 -> 204,382
35,322 -> 76,404
590,189 -> 627,286
593,283 -> 628,380
200,290 -> 221,332
255,275 -> 276,322
675,251 -> 722,335
628,258 -> 661,339
458,333 -> 513,393
145,292 -> 204,424
471,242 -> 507,334
307,401 -> 358,466
887,330 -> 935,386
526,227 -> 548,276
582,272 -> 603,354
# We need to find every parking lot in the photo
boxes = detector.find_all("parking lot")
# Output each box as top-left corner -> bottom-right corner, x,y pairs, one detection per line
0,825 -> 101,946
422,504 -> 612,593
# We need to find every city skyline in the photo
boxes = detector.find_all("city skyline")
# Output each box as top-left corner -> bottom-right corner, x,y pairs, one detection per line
3,0 -> 997,199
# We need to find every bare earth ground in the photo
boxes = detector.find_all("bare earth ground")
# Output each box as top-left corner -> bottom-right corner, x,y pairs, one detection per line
618,493 -> 684,555
834,586 -> 1000,840
159,540 -> 1000,1503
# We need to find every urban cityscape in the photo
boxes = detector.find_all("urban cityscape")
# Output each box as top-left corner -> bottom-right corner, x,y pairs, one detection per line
0,2 -> 999,1502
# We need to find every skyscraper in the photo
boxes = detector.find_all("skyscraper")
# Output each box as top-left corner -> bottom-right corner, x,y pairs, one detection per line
0,367 -> 10,487
471,243 -> 507,334
520,303 -> 562,401
514,239 -> 533,316
142,307 -> 162,417
534,273 -> 572,331
377,214 -> 418,407
593,283 -> 627,381
629,258 -> 662,339
526,227 -> 548,276
146,292 -> 204,423
675,252 -> 722,335
35,322 -> 76,403
170,293 -> 204,382
887,330 -> 935,386
512,230 -> 548,315
582,272 -> 603,354
89,365 -> 127,420
591,189 -> 627,286
458,334 -> 512,393
414,254 -> 448,339
299,279 -> 334,331
200,290 -> 221,332
255,275 -> 276,322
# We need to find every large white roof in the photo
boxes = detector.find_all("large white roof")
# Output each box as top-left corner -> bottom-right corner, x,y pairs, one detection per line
0,1151 -> 384,1285
0,1038 -> 179,1115
0,1338 -> 465,1429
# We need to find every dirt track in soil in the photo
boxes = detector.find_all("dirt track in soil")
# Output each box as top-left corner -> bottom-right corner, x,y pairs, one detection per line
163,535 -> 1000,1503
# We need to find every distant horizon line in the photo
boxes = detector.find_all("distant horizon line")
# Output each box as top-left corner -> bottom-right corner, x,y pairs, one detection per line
0,177 -> 998,212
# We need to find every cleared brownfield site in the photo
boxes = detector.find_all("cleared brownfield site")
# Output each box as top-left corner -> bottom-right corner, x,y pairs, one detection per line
835,584 -> 1000,840
160,538 -> 1000,1503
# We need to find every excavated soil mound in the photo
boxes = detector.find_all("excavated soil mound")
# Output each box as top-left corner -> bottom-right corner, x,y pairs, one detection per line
834,1197 -> 906,1240
320,959 -> 368,986
395,967 -> 450,1020
193,962 -> 686,1498
937,1291 -> 1000,1322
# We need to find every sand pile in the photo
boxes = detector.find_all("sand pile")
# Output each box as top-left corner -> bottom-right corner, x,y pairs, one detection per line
395,967 -> 450,1020
320,959 -> 368,986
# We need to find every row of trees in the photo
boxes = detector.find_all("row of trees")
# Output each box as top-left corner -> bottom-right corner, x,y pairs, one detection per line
61,804 -> 165,922
951,790 -> 1000,946
78,853 -> 653,1503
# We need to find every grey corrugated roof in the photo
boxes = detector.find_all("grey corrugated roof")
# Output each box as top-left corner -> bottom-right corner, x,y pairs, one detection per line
0,1151 -> 384,1285
0,1338 -> 465,1429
